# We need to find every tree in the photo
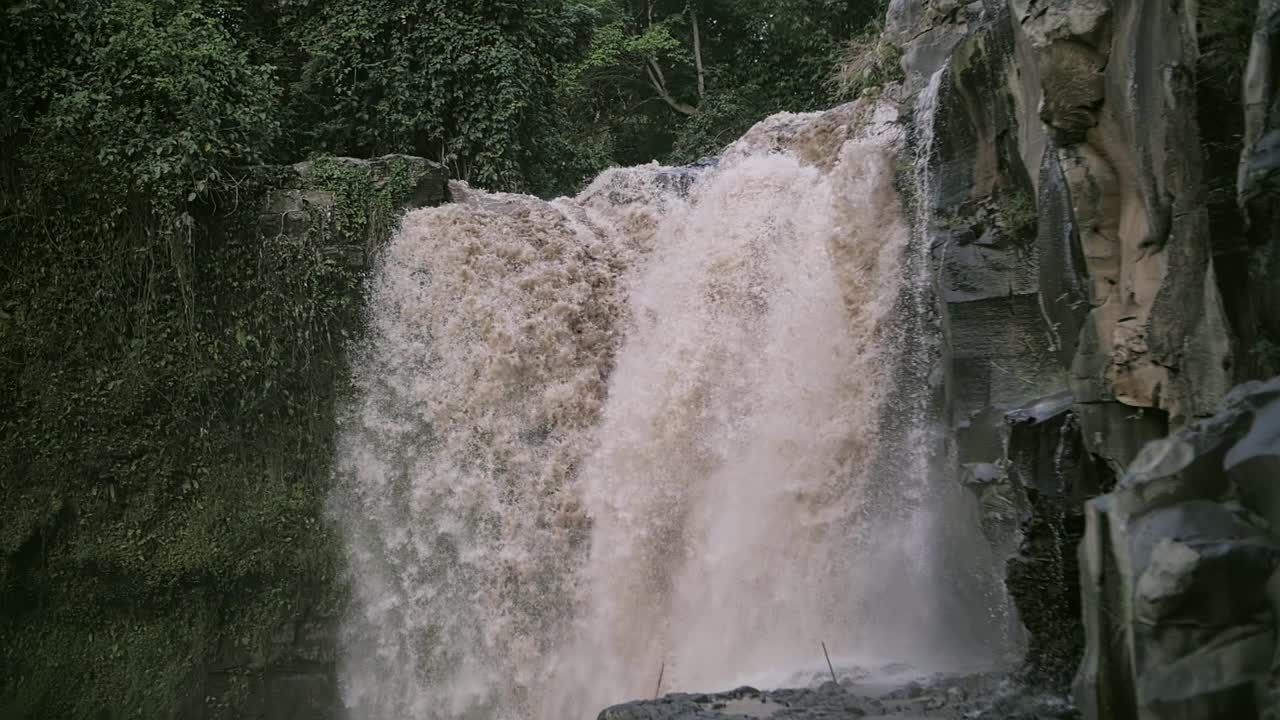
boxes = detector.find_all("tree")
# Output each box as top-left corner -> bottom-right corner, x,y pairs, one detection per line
268,0 -> 596,191
555,0 -> 881,167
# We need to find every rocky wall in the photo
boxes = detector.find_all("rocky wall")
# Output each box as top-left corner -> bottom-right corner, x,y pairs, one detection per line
1075,377 -> 1280,718
1069,2 -> 1280,716
891,0 -> 1271,704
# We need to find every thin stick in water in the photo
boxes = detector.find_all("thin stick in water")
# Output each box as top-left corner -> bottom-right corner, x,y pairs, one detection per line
821,642 -> 837,684
654,661 -> 665,699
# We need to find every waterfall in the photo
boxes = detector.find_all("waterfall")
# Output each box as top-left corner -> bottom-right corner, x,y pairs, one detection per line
846,63 -> 1015,660
331,96 -> 1003,720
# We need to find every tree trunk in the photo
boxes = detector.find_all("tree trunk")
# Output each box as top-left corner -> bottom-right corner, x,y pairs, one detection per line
690,9 -> 706,99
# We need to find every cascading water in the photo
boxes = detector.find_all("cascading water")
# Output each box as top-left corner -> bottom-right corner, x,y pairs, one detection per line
331,96 -> 1006,720
853,64 -> 1017,662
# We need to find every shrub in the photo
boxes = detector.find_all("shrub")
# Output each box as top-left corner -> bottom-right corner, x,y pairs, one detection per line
829,23 -> 904,100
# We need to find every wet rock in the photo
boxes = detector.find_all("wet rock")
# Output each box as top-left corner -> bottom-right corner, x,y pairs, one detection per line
598,670 -> 1079,720
1074,376 -> 1280,720
1058,0 -> 1232,424
887,0 -> 986,93
1035,143 -> 1089,371
1237,0 -> 1280,381
1004,0 -> 1234,426
225,155 -> 447,720
1001,395 -> 1100,689
922,8 -> 1066,434
583,158 -> 717,206
658,156 -> 719,196
901,4 -> 1088,685
258,189 -> 336,238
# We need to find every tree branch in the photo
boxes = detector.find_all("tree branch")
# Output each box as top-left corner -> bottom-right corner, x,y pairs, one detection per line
640,0 -> 698,116
645,62 -> 698,116
646,57 -> 669,91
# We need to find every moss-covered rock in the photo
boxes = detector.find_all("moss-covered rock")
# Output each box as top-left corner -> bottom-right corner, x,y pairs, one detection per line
0,155 -> 445,720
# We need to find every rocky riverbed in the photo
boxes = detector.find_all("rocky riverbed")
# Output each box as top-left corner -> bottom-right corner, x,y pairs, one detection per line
598,666 -> 1078,720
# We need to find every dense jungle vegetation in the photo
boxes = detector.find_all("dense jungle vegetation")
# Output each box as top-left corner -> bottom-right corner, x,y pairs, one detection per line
0,0 -> 892,716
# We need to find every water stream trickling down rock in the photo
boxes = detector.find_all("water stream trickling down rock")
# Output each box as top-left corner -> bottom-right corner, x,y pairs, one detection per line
330,98 -> 1010,720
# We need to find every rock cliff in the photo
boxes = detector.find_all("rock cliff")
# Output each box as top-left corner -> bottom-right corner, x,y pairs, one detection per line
891,0 -> 1280,715
1076,377 -> 1280,718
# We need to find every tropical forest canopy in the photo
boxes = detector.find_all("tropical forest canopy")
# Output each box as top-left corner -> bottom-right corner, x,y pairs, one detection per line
3,0 -> 889,203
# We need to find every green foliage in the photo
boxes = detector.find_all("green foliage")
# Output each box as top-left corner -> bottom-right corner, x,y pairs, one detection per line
668,85 -> 764,162
631,19 -> 688,56
276,0 -> 594,192
993,188 -> 1039,239
829,22 -> 904,100
3,605 -> 205,719
550,0 -> 884,173
302,156 -> 418,243
0,2 -> 428,694
5,0 -> 279,215
0,164 -> 365,715
0,145 -> 425,713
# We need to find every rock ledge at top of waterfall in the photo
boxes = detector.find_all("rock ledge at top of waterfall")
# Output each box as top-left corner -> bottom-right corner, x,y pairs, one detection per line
444,97 -> 905,214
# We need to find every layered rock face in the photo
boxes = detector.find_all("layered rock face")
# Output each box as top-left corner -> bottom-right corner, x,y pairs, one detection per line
1072,3 -> 1280,716
892,0 -> 1280,711
1076,377 -> 1280,718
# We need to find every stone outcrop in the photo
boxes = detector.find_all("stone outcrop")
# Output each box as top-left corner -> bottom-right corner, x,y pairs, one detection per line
916,7 -> 1085,681
894,0 -> 1269,703
886,0 -> 986,90
261,155 -> 448,269
1075,376 -> 1280,719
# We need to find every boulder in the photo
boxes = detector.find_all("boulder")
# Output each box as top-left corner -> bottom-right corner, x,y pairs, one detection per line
1074,376 -> 1280,720
258,189 -> 336,239
261,155 -> 448,269
596,673 -> 1080,720
289,154 -> 449,211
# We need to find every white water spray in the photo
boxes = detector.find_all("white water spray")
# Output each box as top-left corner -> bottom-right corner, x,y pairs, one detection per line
332,97 -> 1004,720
